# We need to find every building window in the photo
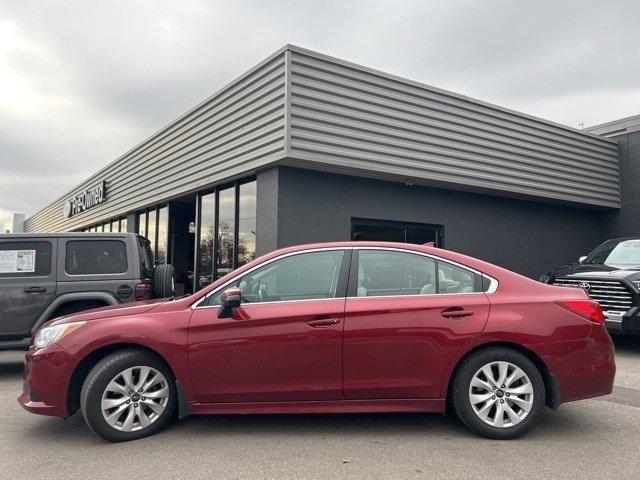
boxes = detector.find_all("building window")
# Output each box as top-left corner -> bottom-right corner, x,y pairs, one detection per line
120,217 -> 128,233
217,186 -> 235,279
238,181 -> 257,268
136,205 -> 168,264
351,218 -> 444,247
195,178 -> 256,290
198,193 -> 215,288
137,212 -> 147,238
157,206 -> 168,264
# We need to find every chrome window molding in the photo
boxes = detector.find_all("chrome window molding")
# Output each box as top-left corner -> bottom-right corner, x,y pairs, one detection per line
190,245 -> 499,309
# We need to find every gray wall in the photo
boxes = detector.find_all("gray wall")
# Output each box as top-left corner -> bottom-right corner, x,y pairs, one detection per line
286,46 -> 620,209
26,45 -> 622,235
25,48 -> 288,232
604,130 -> 640,237
272,167 -> 607,278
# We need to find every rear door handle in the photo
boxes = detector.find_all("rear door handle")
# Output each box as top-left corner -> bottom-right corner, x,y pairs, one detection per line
441,307 -> 474,319
307,318 -> 340,327
24,287 -> 47,294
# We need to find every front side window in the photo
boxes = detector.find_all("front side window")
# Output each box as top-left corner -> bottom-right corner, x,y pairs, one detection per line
206,250 -> 345,306
0,242 -> 52,277
355,250 -> 476,297
65,240 -> 127,275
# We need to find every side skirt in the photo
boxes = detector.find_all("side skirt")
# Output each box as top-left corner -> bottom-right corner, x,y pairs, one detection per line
189,398 -> 446,415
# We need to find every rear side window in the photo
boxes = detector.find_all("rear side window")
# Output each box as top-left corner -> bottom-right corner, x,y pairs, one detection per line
65,240 -> 128,275
137,236 -> 153,276
0,241 -> 52,277
355,250 -> 478,297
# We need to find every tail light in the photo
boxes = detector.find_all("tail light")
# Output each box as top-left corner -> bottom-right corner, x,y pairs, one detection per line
556,299 -> 606,325
135,283 -> 150,301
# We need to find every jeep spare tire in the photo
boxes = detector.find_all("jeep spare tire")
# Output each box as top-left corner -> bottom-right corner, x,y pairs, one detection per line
152,264 -> 175,299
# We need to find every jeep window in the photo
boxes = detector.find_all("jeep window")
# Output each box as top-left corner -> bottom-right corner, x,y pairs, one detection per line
584,239 -> 640,268
65,240 -> 128,275
0,242 -> 52,277
137,236 -> 153,278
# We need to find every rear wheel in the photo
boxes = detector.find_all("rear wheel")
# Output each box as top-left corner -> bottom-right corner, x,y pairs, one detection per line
80,349 -> 176,442
452,347 -> 545,439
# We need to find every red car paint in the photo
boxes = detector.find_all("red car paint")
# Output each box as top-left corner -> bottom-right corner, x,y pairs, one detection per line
18,241 -> 615,419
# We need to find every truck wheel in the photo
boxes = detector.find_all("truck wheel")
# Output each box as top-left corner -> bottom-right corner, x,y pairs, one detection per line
80,349 -> 177,442
152,264 -> 175,299
451,347 -> 545,439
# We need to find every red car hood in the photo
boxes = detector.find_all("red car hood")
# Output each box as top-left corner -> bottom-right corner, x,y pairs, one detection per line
48,299 -> 169,326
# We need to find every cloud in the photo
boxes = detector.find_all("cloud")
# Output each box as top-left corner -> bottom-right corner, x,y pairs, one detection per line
0,0 -> 639,220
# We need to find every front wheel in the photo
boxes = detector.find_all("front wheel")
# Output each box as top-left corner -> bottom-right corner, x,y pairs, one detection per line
451,347 -> 546,439
80,349 -> 177,442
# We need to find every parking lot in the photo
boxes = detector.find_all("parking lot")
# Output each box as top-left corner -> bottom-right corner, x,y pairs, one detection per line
1,335 -> 639,480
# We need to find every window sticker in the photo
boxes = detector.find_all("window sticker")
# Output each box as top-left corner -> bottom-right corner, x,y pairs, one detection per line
0,250 -> 36,273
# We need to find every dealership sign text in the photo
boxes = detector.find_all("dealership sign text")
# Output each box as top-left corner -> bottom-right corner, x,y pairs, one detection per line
63,181 -> 107,218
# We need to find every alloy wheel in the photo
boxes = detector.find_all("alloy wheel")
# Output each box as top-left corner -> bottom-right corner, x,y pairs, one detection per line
100,366 -> 169,432
468,361 -> 534,428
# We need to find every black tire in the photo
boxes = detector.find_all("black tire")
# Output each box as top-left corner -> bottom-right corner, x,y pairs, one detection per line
152,264 -> 175,299
451,347 -> 546,439
80,349 -> 177,442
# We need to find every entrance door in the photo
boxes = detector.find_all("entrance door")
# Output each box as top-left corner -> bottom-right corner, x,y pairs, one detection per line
188,249 -> 350,403
351,218 -> 444,246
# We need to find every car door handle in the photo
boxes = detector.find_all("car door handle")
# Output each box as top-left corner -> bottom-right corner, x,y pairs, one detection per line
24,287 -> 46,294
441,307 -> 474,319
307,318 -> 340,327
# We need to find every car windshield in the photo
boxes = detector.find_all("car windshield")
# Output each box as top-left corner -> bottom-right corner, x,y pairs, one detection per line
584,239 -> 640,268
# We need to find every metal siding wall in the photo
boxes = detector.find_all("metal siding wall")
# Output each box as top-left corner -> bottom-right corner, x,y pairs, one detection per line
287,48 -> 620,208
25,52 -> 287,232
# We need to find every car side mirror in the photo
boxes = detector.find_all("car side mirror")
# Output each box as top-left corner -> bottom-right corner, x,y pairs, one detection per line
578,256 -> 587,264
217,287 -> 242,318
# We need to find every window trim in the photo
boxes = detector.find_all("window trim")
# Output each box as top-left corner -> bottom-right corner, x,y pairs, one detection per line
64,239 -> 129,276
191,246 -> 498,309
192,247 -> 350,309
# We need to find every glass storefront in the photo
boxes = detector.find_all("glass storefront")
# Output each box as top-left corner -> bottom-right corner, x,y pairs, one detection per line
136,205 -> 168,265
196,178 -> 256,290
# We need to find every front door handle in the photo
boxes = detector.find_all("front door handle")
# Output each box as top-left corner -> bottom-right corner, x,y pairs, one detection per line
441,307 -> 474,319
24,287 -> 46,294
307,318 -> 340,327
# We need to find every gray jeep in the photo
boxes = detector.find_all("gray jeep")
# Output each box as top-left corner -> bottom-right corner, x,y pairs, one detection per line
0,232 -> 175,350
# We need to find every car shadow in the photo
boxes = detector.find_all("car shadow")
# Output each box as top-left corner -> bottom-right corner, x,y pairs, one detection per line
20,405 -> 607,445
611,334 -> 640,353
0,359 -> 23,379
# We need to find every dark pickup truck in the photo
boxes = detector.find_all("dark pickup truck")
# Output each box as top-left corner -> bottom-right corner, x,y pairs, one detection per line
540,237 -> 640,335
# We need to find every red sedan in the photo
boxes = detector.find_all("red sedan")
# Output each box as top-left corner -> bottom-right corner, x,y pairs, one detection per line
18,242 -> 615,442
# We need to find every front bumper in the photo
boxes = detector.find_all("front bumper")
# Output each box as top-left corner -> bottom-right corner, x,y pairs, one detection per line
17,344 -> 75,417
605,307 -> 640,334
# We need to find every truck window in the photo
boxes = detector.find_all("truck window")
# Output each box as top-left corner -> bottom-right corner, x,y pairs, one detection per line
65,240 -> 127,275
0,241 -> 52,277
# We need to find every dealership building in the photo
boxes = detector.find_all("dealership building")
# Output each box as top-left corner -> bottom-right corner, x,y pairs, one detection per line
24,45 -> 631,293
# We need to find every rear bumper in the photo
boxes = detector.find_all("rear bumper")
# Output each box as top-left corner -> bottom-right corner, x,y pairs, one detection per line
545,325 -> 615,404
17,345 -> 74,417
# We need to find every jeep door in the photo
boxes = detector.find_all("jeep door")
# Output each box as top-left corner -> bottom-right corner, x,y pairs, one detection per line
0,239 -> 57,337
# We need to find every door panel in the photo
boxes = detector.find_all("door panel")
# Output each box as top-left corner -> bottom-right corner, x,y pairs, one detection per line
188,299 -> 344,403
343,294 -> 490,399
0,240 -> 57,336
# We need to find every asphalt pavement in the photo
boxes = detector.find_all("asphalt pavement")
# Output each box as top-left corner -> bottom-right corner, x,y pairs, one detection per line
1,335 -> 639,480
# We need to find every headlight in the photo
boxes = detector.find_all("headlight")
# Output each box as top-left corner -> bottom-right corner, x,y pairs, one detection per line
539,274 -> 551,284
34,321 -> 85,349
631,280 -> 640,291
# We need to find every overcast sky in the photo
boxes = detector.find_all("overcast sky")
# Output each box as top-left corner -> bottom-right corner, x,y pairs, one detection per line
1,0 -> 639,228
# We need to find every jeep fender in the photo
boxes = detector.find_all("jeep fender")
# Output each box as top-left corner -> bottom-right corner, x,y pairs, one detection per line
30,292 -> 120,334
